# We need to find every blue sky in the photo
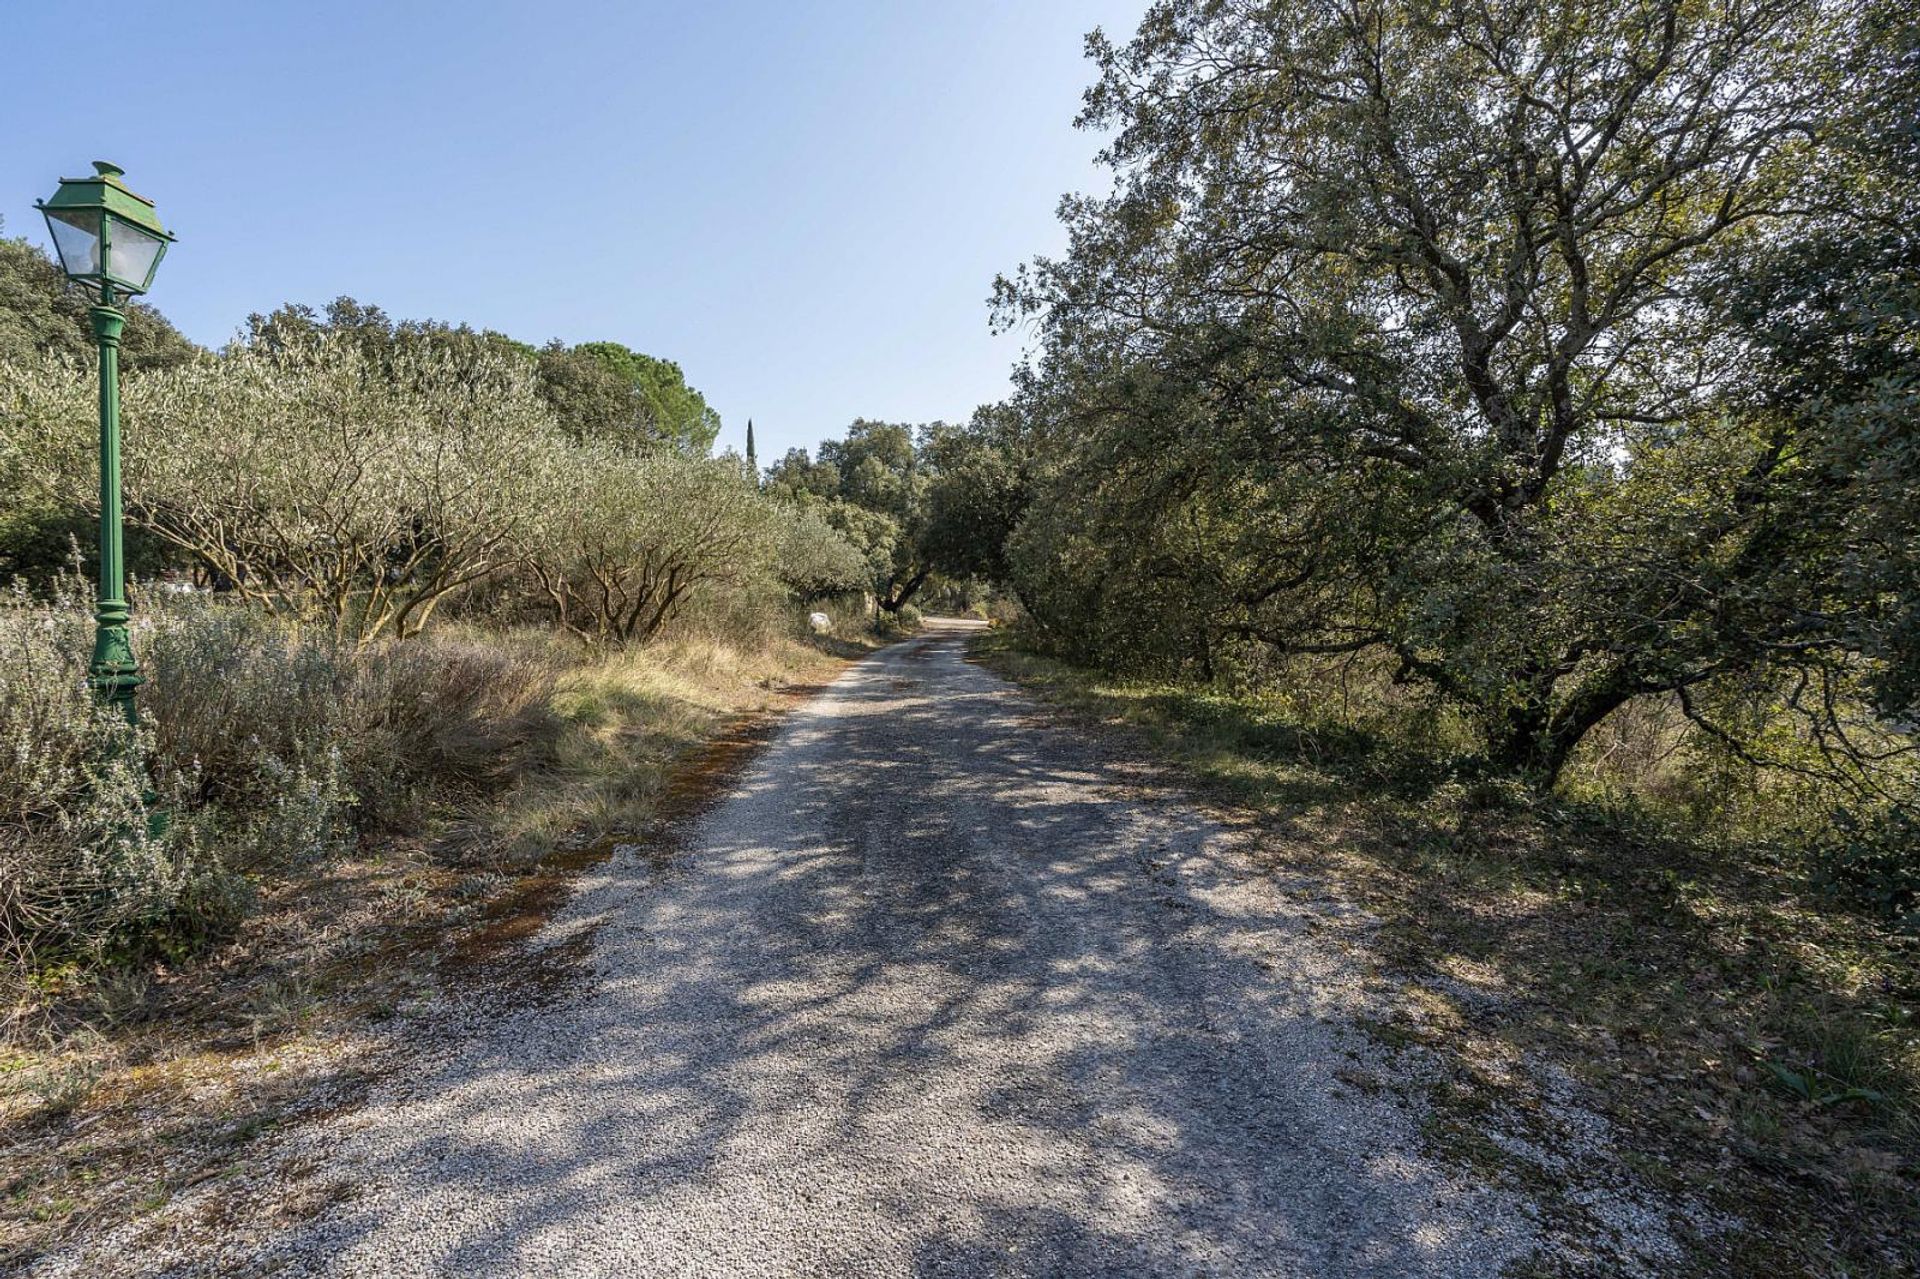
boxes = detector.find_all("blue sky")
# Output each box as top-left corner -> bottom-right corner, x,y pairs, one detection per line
1,0 -> 1144,460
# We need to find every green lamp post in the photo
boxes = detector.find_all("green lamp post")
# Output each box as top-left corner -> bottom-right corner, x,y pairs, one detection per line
35,162 -> 175,725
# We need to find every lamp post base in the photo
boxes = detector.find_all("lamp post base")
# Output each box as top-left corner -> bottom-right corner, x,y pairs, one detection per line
90,597 -> 162,834
89,598 -> 144,726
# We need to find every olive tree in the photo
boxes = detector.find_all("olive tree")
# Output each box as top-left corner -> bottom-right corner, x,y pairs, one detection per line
516,451 -> 784,646
4,335 -> 557,645
774,508 -> 872,601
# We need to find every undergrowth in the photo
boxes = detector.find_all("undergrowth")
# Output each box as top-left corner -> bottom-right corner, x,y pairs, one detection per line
1,582 -> 877,1033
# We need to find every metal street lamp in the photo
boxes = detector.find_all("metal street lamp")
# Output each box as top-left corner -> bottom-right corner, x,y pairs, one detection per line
35,162 -> 175,724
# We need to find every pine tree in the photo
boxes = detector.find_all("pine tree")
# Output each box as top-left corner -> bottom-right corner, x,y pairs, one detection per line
745,418 -> 759,485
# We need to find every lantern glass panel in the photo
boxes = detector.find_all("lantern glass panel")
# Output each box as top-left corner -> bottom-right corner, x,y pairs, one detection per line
106,219 -> 166,291
44,207 -> 103,279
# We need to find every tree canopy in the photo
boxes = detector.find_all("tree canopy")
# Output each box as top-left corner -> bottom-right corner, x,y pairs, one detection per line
241,299 -> 723,455
0,228 -> 198,374
574,341 -> 722,455
986,0 -> 1915,789
0,231 -> 200,580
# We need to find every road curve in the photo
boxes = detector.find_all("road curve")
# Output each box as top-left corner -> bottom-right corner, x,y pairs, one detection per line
82,621 -> 1539,1277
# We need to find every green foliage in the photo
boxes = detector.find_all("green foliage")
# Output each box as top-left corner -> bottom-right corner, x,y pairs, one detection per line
1814,805 -> 1920,927
0,238 -> 866,1007
820,420 -> 916,518
515,450 -> 805,646
242,296 -> 535,380
237,299 -> 722,456
919,411 -> 1031,585
822,501 -> 904,592
3,306 -> 865,661
1,584 -> 242,977
0,231 -> 197,373
1713,7 -> 1920,732
767,419 -> 954,612
574,341 -> 722,454
1762,1058 -> 1887,1108
764,413 -> 1040,615
0,582 -> 559,994
874,602 -> 923,636
4,334 -> 557,644
533,340 -> 648,448
991,0 -> 1918,795
774,508 -> 870,601
140,592 -> 557,831
763,446 -> 840,501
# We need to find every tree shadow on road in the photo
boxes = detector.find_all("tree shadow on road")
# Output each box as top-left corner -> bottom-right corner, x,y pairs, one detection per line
259,631 -> 1532,1277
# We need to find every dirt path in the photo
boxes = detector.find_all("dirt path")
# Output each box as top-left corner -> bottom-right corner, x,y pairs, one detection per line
34,621 -> 1541,1277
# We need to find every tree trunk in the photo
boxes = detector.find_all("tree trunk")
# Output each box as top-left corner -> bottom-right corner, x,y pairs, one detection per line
880,568 -> 930,613
1485,696 -> 1556,782
1487,666 -> 1642,790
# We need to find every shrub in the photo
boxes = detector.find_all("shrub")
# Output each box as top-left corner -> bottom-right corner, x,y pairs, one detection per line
141,595 -> 557,838
0,586 -> 244,995
876,602 -> 923,636
1,336 -> 870,658
1815,805 -> 1920,928
0,584 -> 559,1010
774,507 -> 870,601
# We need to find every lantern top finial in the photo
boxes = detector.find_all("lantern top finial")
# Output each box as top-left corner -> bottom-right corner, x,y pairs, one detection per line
36,162 -> 169,238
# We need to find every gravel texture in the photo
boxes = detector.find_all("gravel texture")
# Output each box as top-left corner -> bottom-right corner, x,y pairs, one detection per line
33,621 -> 1545,1277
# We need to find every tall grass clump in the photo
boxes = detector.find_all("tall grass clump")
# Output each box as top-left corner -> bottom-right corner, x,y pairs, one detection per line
142,595 -> 558,835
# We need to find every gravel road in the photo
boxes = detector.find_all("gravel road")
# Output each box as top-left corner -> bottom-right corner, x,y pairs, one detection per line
51,621 -> 1544,1277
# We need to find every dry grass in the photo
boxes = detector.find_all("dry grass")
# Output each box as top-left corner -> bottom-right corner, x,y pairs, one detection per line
0,619 -> 875,1270
443,625 -> 864,863
972,632 -> 1920,1278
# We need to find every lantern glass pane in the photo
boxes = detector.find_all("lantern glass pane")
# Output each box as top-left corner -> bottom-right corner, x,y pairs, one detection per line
106,219 -> 166,291
44,208 -> 103,279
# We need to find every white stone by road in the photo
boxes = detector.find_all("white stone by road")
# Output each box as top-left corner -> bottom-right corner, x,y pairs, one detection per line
44,620 -> 1546,1277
